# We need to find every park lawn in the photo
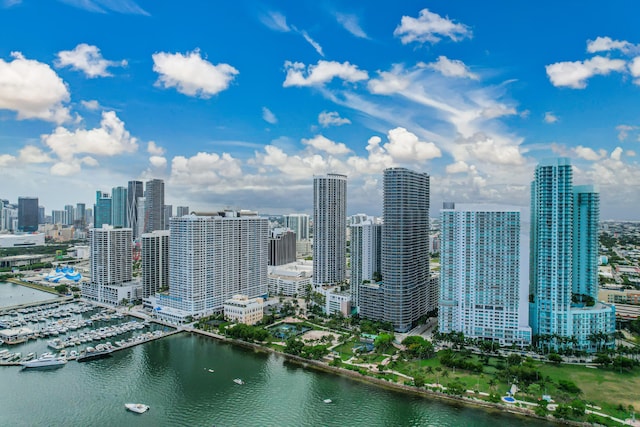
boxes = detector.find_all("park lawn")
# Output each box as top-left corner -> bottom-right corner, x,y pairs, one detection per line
333,341 -> 358,360
538,363 -> 640,418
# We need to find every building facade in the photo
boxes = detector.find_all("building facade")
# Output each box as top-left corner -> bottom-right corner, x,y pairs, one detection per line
530,158 -> 615,352
141,230 -> 170,298
381,168 -> 431,332
18,197 -> 38,232
312,174 -> 347,287
127,180 -> 144,239
223,295 -> 264,325
350,218 -> 382,312
111,186 -> 128,228
94,191 -> 112,228
268,228 -> 296,266
176,206 -> 190,217
283,213 -> 310,241
144,179 -> 165,233
439,204 -> 531,346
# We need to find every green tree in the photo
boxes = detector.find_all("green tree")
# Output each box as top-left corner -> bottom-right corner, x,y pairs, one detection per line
374,333 -> 395,353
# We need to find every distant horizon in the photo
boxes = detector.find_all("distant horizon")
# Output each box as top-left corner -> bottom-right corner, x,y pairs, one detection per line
1,2 -> 639,220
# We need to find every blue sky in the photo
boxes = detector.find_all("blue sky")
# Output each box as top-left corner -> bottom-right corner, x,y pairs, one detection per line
1,1 -> 639,219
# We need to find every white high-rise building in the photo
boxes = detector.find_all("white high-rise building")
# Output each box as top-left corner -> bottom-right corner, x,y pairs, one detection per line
156,212 -> 269,321
313,174 -> 347,287
141,230 -> 170,298
283,213 -> 310,241
439,204 -> 532,347
350,217 -> 382,312
83,225 -> 139,305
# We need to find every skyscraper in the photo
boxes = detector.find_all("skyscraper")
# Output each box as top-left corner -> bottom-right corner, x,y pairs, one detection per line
18,197 -> 38,232
268,228 -> 296,266
313,174 -> 347,287
530,158 -> 615,352
127,180 -> 144,239
75,203 -> 86,229
156,212 -> 268,319
284,214 -> 310,241
94,191 -> 112,228
144,179 -> 165,233
141,230 -> 170,298
381,168 -> 430,332
163,205 -> 173,230
350,217 -> 382,312
176,206 -> 190,217
64,204 -> 75,226
111,186 -> 128,228
38,206 -> 45,225
439,204 -> 531,346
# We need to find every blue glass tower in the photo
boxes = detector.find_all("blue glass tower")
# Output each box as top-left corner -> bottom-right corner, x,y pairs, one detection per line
111,186 -> 128,228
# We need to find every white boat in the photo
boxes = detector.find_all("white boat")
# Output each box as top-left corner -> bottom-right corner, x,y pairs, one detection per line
125,403 -> 149,414
208,369 -> 215,373
21,353 -> 67,369
323,399 -> 332,404
233,378 -> 245,385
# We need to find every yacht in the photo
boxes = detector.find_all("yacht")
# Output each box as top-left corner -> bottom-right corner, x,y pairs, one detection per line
21,353 -> 67,369
124,403 -> 149,414
233,378 -> 245,385
323,399 -> 333,404
77,346 -> 112,362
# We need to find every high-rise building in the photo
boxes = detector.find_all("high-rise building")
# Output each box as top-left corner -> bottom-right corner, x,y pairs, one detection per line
52,210 -> 67,225
111,186 -> 128,228
75,203 -> 86,229
82,225 -> 139,305
163,205 -> 173,230
530,158 -> 615,352
18,197 -> 38,232
313,174 -> 347,287
176,206 -> 190,217
141,230 -> 170,298
144,179 -> 165,233
381,168 -> 431,332
38,206 -> 45,225
439,204 -> 531,346
156,212 -> 269,319
127,180 -> 144,239
268,228 -> 296,266
136,197 -> 146,239
350,217 -> 382,312
94,191 -> 112,228
284,214 -> 310,241
64,205 -> 75,226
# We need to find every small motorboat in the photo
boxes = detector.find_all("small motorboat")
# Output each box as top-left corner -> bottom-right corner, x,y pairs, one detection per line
124,403 -> 149,414
323,399 -> 332,404
233,378 -> 245,385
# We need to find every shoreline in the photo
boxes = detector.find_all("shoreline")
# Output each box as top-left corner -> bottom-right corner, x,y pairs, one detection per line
187,327 -> 588,427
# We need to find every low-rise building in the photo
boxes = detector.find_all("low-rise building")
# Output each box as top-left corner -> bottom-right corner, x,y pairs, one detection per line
0,233 -> 45,248
224,294 -> 264,325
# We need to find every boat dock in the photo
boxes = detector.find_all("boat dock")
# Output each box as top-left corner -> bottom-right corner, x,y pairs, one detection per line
0,296 -> 73,315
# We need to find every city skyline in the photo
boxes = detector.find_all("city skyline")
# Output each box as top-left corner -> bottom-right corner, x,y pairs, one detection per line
1,2 -> 640,219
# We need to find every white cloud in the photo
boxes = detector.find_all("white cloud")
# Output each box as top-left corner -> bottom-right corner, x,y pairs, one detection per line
382,127 -> 441,162
262,107 -> 278,124
544,112 -> 558,123
147,141 -> 165,156
302,135 -> 351,155
446,160 -> 470,174
336,13 -> 368,38
545,56 -> 626,89
283,60 -> 368,87
55,44 -> 127,78
149,156 -> 167,169
394,8 -> 471,45
587,36 -> 633,54
152,49 -> 239,98
426,56 -> 478,80
81,100 -> 101,110
58,0 -> 149,15
41,111 -> 138,174
630,57 -> 640,85
296,29 -> 324,57
574,145 -> 606,161
0,154 -> 17,167
616,124 -> 636,141
19,145 -> 52,163
367,66 -> 411,94
610,146 -> 623,161
170,152 -> 243,185
0,52 -> 70,123
318,111 -> 351,127
260,11 -> 290,32
453,133 -> 525,166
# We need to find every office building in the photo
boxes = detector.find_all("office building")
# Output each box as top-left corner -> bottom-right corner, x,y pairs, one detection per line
438,204 -> 531,346
64,204 -> 75,226
223,295 -> 264,325
530,158 -> 615,352
144,179 -> 165,233
75,203 -> 86,229
127,180 -> 144,239
18,197 -> 38,232
268,228 -> 296,266
111,186 -> 128,228
52,210 -> 67,225
164,205 -> 173,230
38,206 -> 45,225
313,174 -> 347,287
94,191 -> 112,228
284,214 -> 310,241
141,230 -> 170,298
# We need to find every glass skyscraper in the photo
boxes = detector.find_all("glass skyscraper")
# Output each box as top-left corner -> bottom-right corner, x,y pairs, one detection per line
18,197 -> 38,232
94,191 -> 112,228
111,186 -> 128,228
